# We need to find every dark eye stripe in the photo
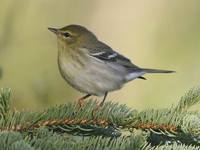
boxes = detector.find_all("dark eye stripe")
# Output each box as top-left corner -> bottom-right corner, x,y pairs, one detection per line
63,32 -> 70,37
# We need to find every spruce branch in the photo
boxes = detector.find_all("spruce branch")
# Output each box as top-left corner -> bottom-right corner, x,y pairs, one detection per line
0,87 -> 200,149
174,87 -> 200,112
0,88 -> 11,120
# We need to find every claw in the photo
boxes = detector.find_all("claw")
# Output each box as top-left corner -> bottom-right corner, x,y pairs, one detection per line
78,98 -> 85,108
92,102 -> 103,119
92,106 -> 99,119
77,94 -> 91,108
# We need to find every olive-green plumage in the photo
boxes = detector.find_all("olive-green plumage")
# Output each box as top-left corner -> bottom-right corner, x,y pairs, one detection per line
48,24 -> 174,103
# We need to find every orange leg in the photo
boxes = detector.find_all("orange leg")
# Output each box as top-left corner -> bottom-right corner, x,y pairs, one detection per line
78,94 -> 91,108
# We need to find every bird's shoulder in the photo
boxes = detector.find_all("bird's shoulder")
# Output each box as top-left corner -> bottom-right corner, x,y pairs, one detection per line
86,40 -> 140,69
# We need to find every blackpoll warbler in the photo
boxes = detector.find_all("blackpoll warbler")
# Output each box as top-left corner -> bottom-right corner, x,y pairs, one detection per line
48,25 -> 174,107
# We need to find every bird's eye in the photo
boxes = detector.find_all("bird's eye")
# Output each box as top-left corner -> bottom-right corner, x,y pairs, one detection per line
63,32 -> 70,38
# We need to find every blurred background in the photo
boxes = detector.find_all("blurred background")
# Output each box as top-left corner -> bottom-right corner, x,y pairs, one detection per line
0,0 -> 200,111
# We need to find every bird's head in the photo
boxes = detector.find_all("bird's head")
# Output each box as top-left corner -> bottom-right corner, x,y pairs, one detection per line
48,24 -> 97,48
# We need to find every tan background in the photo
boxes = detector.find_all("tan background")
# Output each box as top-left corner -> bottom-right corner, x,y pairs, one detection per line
0,0 -> 200,110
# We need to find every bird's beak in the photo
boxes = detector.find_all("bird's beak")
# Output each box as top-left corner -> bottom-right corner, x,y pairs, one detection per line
48,27 -> 58,34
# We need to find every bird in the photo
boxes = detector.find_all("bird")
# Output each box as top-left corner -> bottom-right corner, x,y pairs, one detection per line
48,24 -> 174,108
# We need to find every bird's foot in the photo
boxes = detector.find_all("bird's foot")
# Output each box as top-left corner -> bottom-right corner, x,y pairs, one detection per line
92,101 -> 104,119
77,94 -> 91,108
78,98 -> 85,108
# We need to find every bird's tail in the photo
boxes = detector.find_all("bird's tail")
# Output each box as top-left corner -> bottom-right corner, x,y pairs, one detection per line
141,68 -> 175,73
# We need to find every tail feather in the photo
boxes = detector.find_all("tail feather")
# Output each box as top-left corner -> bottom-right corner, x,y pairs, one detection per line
142,68 -> 175,73
125,68 -> 175,82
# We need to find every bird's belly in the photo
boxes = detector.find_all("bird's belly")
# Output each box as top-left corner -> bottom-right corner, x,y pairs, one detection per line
58,57 -> 126,96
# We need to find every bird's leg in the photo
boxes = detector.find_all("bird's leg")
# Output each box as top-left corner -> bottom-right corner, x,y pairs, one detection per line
99,92 -> 108,107
78,94 -> 91,108
92,92 -> 108,118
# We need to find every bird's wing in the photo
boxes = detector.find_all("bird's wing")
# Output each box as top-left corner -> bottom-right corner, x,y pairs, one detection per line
88,41 -> 141,71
